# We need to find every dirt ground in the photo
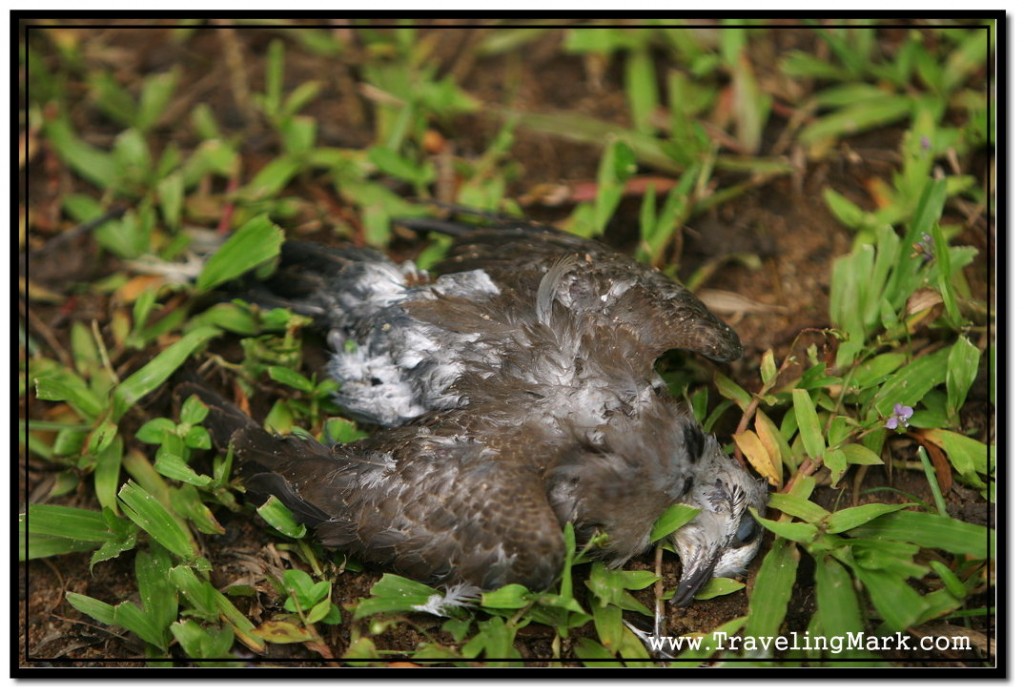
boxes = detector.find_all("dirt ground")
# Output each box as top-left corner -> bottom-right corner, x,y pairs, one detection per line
19,19 -> 995,667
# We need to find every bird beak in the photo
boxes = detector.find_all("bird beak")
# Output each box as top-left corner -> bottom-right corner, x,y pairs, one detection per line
669,544 -> 723,607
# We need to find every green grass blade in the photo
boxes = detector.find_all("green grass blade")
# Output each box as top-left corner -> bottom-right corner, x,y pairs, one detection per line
256,496 -> 307,539
112,325 -> 222,420
792,388 -> 825,460
137,70 -> 180,132
594,139 -> 636,233
480,584 -> 531,610
42,117 -> 119,189
65,592 -> 117,626
118,481 -> 197,562
649,503 -> 700,542
849,510 -> 990,558
112,601 -> 169,651
33,369 -> 106,420
626,48 -> 659,136
746,538 -> 800,641
93,433 -> 123,512
872,345 -> 952,419
154,451 -> 213,487
849,564 -> 928,631
169,565 -> 265,653
751,513 -> 818,545
195,215 -> 285,291
25,504 -> 114,542
156,172 -> 185,231
353,574 -> 440,619
20,515 -> 101,561
768,493 -> 829,525
499,107 -> 685,174
825,503 -> 910,534
812,554 -> 865,647
799,97 -> 913,148
946,317 -> 981,412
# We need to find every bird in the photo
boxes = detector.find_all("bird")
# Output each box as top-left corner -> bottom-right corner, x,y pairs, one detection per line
210,215 -> 766,602
182,377 -> 763,598
181,379 -> 567,591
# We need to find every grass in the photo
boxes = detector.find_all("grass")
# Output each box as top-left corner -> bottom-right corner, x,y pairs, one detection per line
19,17 -> 998,668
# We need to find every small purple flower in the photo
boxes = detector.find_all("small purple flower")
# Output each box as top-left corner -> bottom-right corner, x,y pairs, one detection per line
885,403 -> 914,430
914,233 -> 934,262
920,136 -> 932,151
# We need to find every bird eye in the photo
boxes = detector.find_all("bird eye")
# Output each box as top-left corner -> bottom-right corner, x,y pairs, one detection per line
731,510 -> 759,547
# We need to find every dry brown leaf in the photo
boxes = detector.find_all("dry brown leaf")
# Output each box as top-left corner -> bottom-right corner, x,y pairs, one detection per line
115,275 -> 166,304
734,429 -> 781,487
906,287 -> 943,316
253,619 -> 316,644
754,409 -> 784,482
698,289 -> 785,317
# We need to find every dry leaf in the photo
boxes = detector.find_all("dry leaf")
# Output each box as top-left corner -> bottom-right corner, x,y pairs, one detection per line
906,287 -> 943,316
115,275 -> 166,304
754,409 -> 784,482
698,289 -> 784,316
253,619 -> 316,644
734,429 -> 781,486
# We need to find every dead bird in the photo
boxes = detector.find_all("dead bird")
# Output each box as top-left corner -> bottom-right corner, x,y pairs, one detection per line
181,378 -> 764,598
216,217 -> 765,602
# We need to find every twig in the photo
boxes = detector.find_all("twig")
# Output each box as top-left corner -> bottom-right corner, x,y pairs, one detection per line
91,319 -> 119,386
217,175 -> 240,236
653,543 -> 665,640
53,204 -> 128,244
780,457 -> 821,494
214,20 -> 254,125
23,301 -> 72,368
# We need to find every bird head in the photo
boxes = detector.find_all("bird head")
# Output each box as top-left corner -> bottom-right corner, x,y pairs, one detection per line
545,404 -> 767,606
543,403 -> 731,553
668,437 -> 768,607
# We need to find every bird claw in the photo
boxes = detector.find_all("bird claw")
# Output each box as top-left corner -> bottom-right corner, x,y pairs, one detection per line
623,614 -> 677,661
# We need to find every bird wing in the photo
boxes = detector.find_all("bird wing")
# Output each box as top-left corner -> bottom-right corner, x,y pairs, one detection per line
182,381 -> 567,590
235,418 -> 568,591
411,219 -> 742,364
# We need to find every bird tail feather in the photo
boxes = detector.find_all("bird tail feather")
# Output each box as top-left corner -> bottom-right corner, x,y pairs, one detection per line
175,378 -> 333,528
